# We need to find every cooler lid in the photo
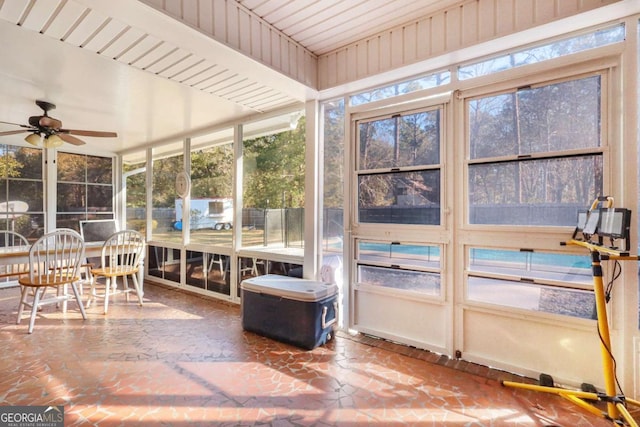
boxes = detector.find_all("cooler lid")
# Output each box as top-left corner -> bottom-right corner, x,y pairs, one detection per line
241,274 -> 337,302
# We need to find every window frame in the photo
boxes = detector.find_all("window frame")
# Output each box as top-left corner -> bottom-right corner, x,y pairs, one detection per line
461,67 -> 611,232
456,59 -> 619,320
354,238 -> 444,301
353,102 -> 446,229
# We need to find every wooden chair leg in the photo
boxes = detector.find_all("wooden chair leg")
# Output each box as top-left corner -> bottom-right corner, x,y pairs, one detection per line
104,278 -> 111,314
28,288 -> 45,334
132,275 -> 143,306
70,282 -> 87,320
16,286 -> 29,324
60,284 -> 68,313
123,276 -> 130,303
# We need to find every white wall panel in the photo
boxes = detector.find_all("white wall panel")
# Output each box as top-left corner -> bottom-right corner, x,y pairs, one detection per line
417,19 -> 431,58
212,0 -> 227,43
380,32 -> 392,71
354,289 -> 448,352
391,29 -> 403,68
280,37 -> 290,76
357,43 -> 368,80
514,0 -> 535,28
368,38 -> 380,76
496,0 -> 515,35
403,24 -> 417,64
534,0 -> 557,22
261,24 -> 272,64
304,49 -> 316,87
271,34 -> 281,70
250,17 -> 262,60
333,50 -> 345,88
445,7 -> 462,51
182,0 -> 199,28
142,0 -> 317,89
463,308 -> 602,387
197,0 -> 213,35
239,8 -> 252,53
226,2 -> 239,50
346,46 -> 358,83
143,0 -> 163,9
289,42 -> 298,80
163,0 -> 182,18
477,0 -> 496,40
317,0 -> 618,90
431,14 -> 446,54
461,1 -> 479,45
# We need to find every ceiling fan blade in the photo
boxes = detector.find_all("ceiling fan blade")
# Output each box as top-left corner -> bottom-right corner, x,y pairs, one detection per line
60,129 -> 117,138
39,116 -> 62,129
0,120 -> 31,129
0,129 -> 28,136
57,133 -> 86,146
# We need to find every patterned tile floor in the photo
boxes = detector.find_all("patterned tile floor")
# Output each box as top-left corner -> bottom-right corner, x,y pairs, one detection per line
0,282 -> 632,426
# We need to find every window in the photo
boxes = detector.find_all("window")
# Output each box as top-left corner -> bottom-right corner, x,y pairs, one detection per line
241,111 -> 306,249
464,71 -> 608,319
322,99 -> 345,283
458,24 -> 624,80
466,248 -> 594,319
0,144 -> 43,240
189,129 -> 234,244
467,74 -> 604,226
151,142 -> 183,243
57,152 -> 113,231
356,107 -> 442,225
351,70 -> 450,106
123,152 -> 147,233
185,250 -> 231,295
355,240 -> 441,296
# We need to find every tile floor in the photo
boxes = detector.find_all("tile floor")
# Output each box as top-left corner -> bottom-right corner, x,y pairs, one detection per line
0,282 -> 633,426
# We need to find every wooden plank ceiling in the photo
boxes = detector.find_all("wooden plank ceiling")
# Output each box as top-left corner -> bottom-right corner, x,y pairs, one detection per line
0,0 -> 462,153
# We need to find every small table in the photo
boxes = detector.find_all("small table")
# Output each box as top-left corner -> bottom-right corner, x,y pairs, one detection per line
0,242 -> 145,294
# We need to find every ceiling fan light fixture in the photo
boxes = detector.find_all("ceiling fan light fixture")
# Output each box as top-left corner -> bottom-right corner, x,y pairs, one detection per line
25,133 -> 41,146
44,134 -> 64,148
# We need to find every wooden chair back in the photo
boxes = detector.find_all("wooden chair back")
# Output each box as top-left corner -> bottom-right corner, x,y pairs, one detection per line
26,228 -> 85,286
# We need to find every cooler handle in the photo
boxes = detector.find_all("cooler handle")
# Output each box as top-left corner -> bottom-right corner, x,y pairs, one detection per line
322,301 -> 338,329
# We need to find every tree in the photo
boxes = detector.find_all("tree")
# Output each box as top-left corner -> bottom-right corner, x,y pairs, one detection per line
191,144 -> 233,199
243,117 -> 306,209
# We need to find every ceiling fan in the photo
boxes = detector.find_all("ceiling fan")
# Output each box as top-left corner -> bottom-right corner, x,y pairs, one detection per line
0,100 -> 117,147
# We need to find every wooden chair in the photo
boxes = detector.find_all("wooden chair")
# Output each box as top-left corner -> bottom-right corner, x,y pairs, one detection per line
16,229 -> 87,334
88,230 -> 145,314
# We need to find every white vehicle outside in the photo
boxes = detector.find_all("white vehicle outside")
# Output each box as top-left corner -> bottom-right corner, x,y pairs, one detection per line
174,198 -> 233,231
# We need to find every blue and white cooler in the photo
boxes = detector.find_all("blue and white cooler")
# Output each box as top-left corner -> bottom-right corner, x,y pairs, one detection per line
241,274 -> 338,349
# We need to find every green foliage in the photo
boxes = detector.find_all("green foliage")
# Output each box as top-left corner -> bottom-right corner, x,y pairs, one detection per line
152,155 -> 184,208
191,144 -> 233,199
322,100 -> 345,208
0,153 -> 23,178
139,117 -> 306,210
124,163 -> 146,208
243,117 -> 306,208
